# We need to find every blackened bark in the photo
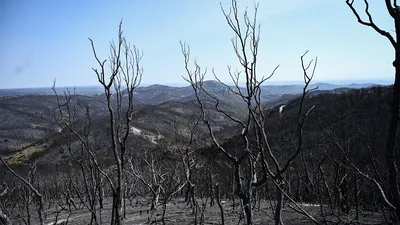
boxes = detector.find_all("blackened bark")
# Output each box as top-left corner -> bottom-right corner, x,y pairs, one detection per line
0,208 -> 12,225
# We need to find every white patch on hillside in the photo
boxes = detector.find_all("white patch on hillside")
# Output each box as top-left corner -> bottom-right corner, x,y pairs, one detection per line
30,124 -> 47,129
299,203 -> 321,207
147,132 -> 164,144
130,126 -> 142,135
130,126 -> 163,144
279,105 -> 286,114
45,219 -> 67,225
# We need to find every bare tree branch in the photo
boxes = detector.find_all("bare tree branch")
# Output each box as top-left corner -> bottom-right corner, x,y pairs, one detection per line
346,0 -> 396,48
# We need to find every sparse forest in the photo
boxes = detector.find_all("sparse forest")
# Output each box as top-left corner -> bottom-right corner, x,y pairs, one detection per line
1,0 -> 400,225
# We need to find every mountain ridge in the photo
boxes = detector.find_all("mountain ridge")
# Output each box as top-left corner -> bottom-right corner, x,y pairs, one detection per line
0,81 -> 385,164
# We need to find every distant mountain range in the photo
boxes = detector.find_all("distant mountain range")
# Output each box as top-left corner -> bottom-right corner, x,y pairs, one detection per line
0,81 -> 379,97
0,80 -> 386,165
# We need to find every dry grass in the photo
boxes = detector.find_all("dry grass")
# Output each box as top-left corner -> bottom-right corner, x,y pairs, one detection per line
4,144 -> 45,165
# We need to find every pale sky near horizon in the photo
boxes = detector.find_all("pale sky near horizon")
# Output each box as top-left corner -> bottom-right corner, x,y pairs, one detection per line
0,0 -> 397,88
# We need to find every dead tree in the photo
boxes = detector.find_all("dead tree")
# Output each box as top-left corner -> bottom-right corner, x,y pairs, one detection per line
0,183 -> 12,225
128,153 -> 164,214
89,20 -> 142,225
52,87 -> 102,224
346,0 -> 400,220
181,1 -> 318,224
128,151 -> 186,224
173,114 -> 200,209
54,20 -> 142,225
180,2 -> 264,222
216,184 -> 225,225
0,159 -> 44,225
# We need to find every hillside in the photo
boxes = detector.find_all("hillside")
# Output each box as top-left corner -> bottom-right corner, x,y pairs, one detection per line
0,83 -> 396,225
0,82 -> 378,160
213,85 -> 392,159
0,94 -> 110,154
0,83 -> 250,165
3,98 -> 246,167
197,85 -> 395,208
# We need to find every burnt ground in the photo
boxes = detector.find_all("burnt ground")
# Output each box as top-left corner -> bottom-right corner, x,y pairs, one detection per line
6,198 -> 392,225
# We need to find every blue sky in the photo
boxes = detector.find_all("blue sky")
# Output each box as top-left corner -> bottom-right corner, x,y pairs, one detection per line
0,0 -> 396,88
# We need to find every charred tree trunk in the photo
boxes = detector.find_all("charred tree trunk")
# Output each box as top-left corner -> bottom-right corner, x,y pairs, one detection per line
242,195 -> 252,225
150,185 -> 160,211
0,208 -> 12,225
216,184 -> 225,225
234,164 -> 253,225
387,20 -> 400,219
274,181 -> 285,225
111,187 -> 123,225
346,1 -> 400,220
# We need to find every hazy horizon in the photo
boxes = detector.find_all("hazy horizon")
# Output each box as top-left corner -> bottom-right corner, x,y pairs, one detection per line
0,78 -> 394,90
0,1 -> 396,89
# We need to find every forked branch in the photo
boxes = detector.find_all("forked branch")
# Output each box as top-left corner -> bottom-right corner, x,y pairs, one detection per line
346,0 -> 396,48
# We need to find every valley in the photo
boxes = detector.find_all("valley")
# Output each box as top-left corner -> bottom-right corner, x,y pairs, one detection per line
1,80 -> 393,224
1,0 -> 399,224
